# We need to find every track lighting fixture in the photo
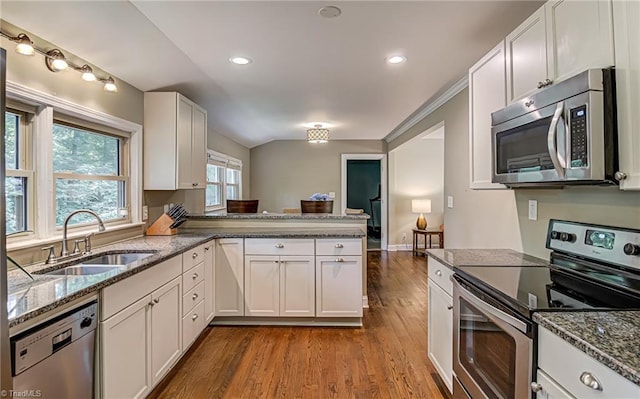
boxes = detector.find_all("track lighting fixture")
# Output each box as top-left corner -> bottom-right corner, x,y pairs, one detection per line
79,65 -> 96,82
101,76 -> 117,92
14,33 -> 35,56
45,49 -> 68,71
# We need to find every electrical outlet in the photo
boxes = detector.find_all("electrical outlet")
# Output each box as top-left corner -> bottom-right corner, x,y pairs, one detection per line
528,200 -> 538,221
163,204 -> 169,213
447,196 -> 454,209
142,205 -> 149,221
402,233 -> 407,242
328,191 -> 336,198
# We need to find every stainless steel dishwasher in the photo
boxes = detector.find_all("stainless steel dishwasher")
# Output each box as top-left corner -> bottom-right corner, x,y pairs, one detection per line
11,301 -> 98,398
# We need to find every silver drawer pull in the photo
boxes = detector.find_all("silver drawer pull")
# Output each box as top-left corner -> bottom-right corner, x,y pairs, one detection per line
153,298 -> 160,304
148,301 -> 155,307
192,314 -> 198,321
192,293 -> 199,300
435,270 -> 442,276
580,372 -> 603,391
192,252 -> 198,259
204,246 -> 210,252
335,257 -> 344,263
275,243 -> 284,248
447,305 -> 453,310
192,272 -> 199,279
530,382 -> 543,393
335,243 -> 344,248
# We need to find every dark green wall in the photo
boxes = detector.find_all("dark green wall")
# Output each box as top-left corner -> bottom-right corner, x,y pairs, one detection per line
347,160 -> 381,226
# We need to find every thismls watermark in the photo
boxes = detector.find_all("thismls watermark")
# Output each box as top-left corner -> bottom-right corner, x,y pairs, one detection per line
1,390 -> 42,398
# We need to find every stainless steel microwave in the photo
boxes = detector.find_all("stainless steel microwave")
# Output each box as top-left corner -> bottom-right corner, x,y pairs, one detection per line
491,68 -> 619,187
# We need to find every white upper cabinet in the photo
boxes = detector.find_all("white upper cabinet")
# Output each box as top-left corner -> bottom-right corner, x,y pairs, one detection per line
545,0 -> 614,83
506,6 -> 548,103
469,41 -> 507,189
144,92 -> 207,190
613,0 -> 640,190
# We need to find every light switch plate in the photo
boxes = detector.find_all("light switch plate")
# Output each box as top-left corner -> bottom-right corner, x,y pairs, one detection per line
328,191 -> 336,198
447,196 -> 454,209
528,200 -> 538,221
142,206 -> 148,221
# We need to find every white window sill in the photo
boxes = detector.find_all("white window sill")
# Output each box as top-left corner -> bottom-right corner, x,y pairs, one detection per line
7,222 -> 146,252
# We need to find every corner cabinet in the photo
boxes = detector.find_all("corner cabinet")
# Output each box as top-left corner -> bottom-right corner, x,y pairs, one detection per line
469,41 -> 507,190
613,0 -> 640,190
215,238 -> 245,316
427,257 -> 454,394
143,92 -> 207,190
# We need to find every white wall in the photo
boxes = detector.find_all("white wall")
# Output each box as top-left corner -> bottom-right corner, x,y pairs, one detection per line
389,134 -> 444,248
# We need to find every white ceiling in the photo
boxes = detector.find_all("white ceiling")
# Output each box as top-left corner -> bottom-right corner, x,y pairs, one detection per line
1,1 -> 542,148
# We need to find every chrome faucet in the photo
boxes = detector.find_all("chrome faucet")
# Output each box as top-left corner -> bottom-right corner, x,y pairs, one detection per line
61,209 -> 106,257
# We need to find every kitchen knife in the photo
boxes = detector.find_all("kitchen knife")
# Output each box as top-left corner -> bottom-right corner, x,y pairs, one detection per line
169,217 -> 188,229
167,204 -> 181,218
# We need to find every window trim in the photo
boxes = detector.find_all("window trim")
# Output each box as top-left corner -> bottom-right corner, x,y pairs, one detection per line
6,81 -> 143,247
206,150 -> 242,212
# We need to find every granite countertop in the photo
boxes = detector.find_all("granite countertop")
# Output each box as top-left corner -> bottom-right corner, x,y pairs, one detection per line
426,248 -> 548,269
189,212 -> 370,220
8,227 -> 365,328
534,311 -> 640,386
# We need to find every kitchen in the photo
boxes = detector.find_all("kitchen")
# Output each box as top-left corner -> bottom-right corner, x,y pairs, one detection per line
0,1 -> 639,398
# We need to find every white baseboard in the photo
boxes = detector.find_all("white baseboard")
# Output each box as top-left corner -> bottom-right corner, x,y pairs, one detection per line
362,295 -> 369,308
387,244 -> 412,252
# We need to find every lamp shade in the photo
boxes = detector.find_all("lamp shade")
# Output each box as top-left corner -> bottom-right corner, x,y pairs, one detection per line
411,199 -> 431,214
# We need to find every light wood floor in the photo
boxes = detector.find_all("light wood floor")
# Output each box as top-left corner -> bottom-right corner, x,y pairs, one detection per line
149,251 -> 450,399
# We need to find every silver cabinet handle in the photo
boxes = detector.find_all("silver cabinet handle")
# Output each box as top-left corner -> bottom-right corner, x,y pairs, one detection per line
580,372 -> 603,391
204,246 -> 210,252
153,298 -> 159,304
530,382 -> 543,393
192,273 -> 199,279
148,301 -> 155,307
192,252 -> 198,259
274,260 -> 279,264
275,243 -> 284,248
537,81 -> 544,89
192,314 -> 198,321
335,257 -> 344,262
335,243 -> 344,248
435,270 -> 442,276
192,293 -> 199,300
447,305 -> 453,310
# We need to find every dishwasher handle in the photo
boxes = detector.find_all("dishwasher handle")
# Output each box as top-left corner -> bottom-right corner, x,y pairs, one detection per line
52,329 -> 73,353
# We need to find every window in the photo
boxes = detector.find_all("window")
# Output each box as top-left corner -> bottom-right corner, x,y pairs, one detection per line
52,121 -> 128,227
206,151 -> 242,211
4,109 -> 33,235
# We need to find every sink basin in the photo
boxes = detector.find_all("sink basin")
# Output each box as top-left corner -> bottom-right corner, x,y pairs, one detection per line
44,265 -> 127,276
83,252 -> 154,265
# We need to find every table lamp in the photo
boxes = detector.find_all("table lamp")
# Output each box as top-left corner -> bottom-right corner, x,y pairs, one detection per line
411,199 -> 431,230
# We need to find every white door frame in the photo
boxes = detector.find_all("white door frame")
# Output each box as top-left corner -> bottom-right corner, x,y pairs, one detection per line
341,154 -> 388,251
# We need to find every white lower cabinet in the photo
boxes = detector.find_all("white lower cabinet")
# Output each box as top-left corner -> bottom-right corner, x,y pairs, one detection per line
204,242 -> 215,322
315,256 -> 363,317
536,369 -> 575,399
150,277 -> 182,386
427,279 -> 453,393
244,255 -> 280,316
215,238 -> 245,316
280,256 -> 315,317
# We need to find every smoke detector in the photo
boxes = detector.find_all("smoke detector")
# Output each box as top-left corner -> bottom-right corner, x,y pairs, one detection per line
318,6 -> 341,18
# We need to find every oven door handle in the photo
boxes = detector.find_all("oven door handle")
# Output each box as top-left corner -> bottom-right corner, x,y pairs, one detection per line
547,102 -> 567,178
458,283 -> 528,334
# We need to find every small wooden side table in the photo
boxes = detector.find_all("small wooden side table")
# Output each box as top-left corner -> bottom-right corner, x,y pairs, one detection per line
412,228 -> 444,256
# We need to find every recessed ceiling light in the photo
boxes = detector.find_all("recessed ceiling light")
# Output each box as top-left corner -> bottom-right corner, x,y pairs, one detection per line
387,55 -> 407,65
229,57 -> 251,65
318,6 -> 341,18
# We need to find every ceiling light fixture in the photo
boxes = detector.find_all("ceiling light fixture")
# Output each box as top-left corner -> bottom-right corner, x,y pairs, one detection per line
101,76 -> 118,92
307,124 -> 329,143
13,33 -> 35,56
229,57 -> 252,65
45,49 -> 69,71
387,55 -> 407,64
79,65 -> 96,82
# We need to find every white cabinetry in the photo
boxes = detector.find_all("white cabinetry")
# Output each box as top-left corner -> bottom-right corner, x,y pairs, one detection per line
215,238 -> 245,316
536,326 -> 639,398
469,41 -> 507,189
427,257 -> 454,393
182,243 -> 208,350
506,1 -> 614,103
143,92 -> 207,190
613,0 -> 640,191
204,241 -> 216,322
150,278 -> 182,386
244,239 -> 315,317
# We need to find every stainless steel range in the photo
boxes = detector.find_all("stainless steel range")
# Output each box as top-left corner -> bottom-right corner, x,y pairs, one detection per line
452,219 -> 640,399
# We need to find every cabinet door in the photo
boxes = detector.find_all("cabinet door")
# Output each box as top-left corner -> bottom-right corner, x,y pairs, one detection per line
535,370 -> 575,399
316,256 -> 363,317
176,95 -> 194,190
215,238 -> 245,316
506,5 -> 548,102
191,105 -> 207,188
101,295 -> 151,399
469,41 -> 507,190
244,255 -> 280,316
150,277 -> 182,386
546,0 -> 614,83
613,0 -> 640,190
427,279 -> 453,394
280,255 -> 315,317
204,242 -> 215,322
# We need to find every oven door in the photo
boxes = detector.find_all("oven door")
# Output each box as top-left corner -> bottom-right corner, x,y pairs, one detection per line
453,279 -> 533,399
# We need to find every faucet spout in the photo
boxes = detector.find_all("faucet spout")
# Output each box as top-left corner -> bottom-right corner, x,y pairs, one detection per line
61,209 -> 106,257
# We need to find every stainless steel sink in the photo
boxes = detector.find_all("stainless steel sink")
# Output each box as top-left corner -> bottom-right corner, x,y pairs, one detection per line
44,265 -> 127,276
82,252 -> 154,265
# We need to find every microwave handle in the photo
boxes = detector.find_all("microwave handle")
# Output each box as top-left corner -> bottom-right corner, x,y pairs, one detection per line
547,102 -> 566,178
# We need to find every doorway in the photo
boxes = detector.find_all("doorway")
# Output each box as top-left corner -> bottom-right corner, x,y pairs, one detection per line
341,154 -> 387,251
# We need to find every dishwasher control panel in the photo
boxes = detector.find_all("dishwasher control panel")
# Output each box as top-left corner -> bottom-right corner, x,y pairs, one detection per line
11,301 -> 97,375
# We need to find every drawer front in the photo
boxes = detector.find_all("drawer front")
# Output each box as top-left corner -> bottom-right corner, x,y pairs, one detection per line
182,262 -> 205,293
183,244 -> 206,272
427,258 -> 454,296
182,281 -> 205,316
538,326 -> 639,398
245,238 -> 314,255
182,299 -> 205,350
316,238 -> 361,256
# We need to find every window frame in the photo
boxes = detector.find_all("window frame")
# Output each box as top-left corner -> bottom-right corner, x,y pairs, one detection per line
205,150 -> 242,212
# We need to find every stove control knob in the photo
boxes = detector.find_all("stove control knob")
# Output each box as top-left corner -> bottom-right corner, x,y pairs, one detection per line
80,317 -> 93,329
560,232 -> 576,243
624,243 -> 640,256
551,231 -> 560,240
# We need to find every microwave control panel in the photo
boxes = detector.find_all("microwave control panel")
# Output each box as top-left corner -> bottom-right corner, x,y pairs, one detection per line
570,105 -> 588,168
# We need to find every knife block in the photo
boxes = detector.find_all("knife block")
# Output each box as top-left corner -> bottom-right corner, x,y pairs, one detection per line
146,213 -> 177,236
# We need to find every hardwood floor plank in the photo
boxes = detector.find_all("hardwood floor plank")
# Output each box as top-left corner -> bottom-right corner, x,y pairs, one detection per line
149,251 -> 450,399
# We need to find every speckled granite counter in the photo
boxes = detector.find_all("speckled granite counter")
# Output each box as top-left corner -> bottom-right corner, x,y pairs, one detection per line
189,212 -> 370,220
534,311 -> 640,386
426,248 -> 548,269
8,227 -> 365,328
